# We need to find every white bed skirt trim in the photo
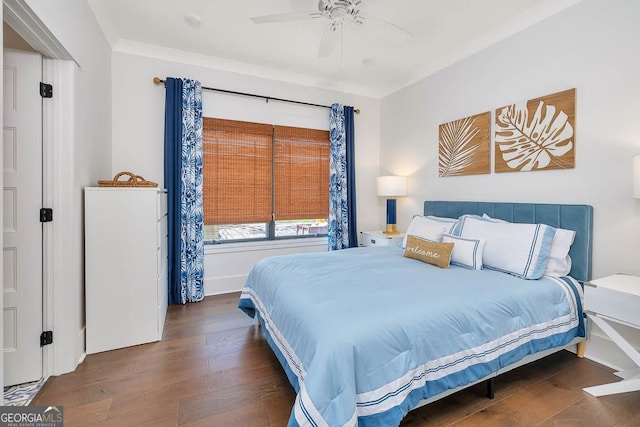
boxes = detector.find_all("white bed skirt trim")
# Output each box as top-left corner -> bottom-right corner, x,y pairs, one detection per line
414,337 -> 585,409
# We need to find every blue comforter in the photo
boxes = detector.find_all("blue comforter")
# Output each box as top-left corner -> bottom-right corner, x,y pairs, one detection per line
238,246 -> 584,427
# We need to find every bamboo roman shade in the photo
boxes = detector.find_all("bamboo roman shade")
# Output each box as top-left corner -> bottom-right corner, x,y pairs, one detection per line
203,118 -> 273,225
274,125 -> 329,221
203,118 -> 330,225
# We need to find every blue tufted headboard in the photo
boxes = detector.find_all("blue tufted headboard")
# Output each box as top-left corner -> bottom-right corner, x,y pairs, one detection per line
424,201 -> 593,282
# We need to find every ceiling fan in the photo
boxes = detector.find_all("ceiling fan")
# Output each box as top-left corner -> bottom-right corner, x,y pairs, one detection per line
250,0 -> 412,58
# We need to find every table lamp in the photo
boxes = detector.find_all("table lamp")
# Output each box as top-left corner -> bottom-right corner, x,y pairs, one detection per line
377,175 -> 407,234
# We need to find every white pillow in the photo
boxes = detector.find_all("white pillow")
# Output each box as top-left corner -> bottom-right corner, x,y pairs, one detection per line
442,234 -> 486,270
426,215 -> 459,225
401,215 -> 450,248
482,214 -> 575,277
482,213 -> 507,223
455,215 -> 556,279
451,214 -> 487,235
544,228 -> 576,276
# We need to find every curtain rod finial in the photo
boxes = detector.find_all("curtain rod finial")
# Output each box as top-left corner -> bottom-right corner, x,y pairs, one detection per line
153,77 -> 163,85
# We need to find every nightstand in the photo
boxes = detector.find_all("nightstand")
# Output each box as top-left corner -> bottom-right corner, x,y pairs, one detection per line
582,274 -> 640,397
360,231 -> 405,247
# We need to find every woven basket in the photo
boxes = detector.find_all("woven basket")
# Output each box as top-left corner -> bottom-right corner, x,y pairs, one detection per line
98,171 -> 158,188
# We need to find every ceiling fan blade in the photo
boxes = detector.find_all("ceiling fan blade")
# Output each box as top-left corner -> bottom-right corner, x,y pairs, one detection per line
366,16 -> 412,41
250,11 -> 317,24
318,24 -> 340,57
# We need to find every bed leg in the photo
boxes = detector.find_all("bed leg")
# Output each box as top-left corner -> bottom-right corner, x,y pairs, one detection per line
577,340 -> 586,358
486,378 -> 495,399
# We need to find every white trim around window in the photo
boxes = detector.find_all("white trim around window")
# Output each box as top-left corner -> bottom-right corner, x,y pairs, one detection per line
205,236 -> 328,255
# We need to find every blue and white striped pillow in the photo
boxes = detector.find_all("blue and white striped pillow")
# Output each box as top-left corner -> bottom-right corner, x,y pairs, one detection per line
442,234 -> 486,270
481,213 -> 575,277
454,215 -> 556,279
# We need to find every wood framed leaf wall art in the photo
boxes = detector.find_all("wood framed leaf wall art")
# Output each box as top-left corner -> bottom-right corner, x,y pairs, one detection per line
495,88 -> 575,173
439,111 -> 490,177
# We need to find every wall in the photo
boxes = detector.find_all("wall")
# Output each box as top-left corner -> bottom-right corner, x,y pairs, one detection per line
24,0 -> 112,374
25,0 -> 112,182
380,0 -> 640,370
111,50 -> 382,294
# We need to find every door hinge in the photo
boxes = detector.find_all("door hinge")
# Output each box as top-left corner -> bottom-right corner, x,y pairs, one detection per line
40,82 -> 53,98
40,331 -> 53,347
40,208 -> 53,222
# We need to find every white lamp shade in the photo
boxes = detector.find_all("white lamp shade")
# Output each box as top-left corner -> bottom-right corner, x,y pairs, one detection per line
377,175 -> 407,197
634,155 -> 640,199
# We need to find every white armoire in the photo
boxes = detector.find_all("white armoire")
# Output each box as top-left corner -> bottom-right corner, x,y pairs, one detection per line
84,187 -> 168,354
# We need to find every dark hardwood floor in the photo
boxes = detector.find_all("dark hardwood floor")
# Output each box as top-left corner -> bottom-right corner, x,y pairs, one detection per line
32,293 -> 638,426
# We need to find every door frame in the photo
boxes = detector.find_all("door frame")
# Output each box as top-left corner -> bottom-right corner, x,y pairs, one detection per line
3,0 -> 77,384
42,58 -> 77,377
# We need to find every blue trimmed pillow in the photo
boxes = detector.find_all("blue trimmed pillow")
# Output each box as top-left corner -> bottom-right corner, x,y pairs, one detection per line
481,214 -> 575,277
442,234 -> 486,270
451,214 -> 488,235
454,215 -> 556,279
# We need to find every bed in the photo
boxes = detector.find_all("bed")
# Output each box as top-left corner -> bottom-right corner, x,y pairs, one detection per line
238,201 -> 593,427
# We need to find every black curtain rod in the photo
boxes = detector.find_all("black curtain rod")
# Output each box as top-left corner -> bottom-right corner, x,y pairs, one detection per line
153,77 -> 359,113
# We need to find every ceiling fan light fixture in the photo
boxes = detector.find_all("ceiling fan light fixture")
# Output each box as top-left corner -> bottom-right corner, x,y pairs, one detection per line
330,8 -> 348,22
251,0 -> 410,59
184,13 -> 202,28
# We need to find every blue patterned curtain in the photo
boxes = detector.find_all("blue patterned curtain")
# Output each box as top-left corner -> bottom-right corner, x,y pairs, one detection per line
344,107 -> 358,248
164,78 -> 204,304
329,104 -> 357,250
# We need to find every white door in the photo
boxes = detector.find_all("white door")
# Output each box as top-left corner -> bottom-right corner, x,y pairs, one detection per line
3,49 -> 43,386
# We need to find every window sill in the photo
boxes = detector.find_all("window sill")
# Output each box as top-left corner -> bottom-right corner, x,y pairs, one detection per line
204,237 -> 328,255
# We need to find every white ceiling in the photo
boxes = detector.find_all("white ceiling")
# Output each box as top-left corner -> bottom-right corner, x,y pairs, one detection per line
86,0 -> 581,98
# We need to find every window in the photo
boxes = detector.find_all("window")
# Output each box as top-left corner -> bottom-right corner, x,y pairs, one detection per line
203,117 -> 329,242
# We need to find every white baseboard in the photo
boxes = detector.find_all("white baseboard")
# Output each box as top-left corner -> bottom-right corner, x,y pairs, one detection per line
204,274 -> 248,296
76,326 -> 86,370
